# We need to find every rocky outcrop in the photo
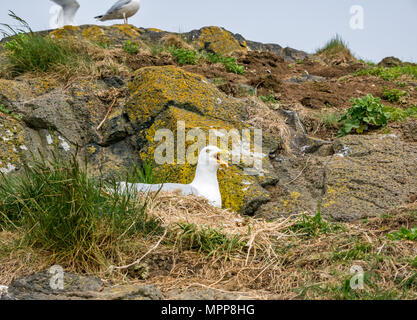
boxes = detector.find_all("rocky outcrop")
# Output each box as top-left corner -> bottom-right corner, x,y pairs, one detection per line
1,24 -> 416,222
258,133 -> 417,222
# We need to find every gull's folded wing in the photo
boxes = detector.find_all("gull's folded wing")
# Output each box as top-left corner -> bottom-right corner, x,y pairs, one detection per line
117,182 -> 200,196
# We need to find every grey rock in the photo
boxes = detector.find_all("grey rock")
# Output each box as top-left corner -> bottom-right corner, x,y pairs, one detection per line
3,271 -> 164,300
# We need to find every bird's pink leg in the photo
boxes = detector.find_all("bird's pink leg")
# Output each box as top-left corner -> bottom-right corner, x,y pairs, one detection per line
123,13 -> 127,24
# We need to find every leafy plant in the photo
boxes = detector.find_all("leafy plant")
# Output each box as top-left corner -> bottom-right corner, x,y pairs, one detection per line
202,51 -> 245,74
382,87 -> 408,103
338,94 -> 389,137
355,65 -> 417,81
122,40 -> 139,55
387,227 -> 417,241
168,46 -> 198,65
383,105 -> 417,121
259,94 -> 278,103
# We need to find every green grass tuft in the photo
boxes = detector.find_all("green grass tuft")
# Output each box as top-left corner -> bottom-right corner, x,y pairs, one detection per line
0,152 -> 161,267
1,11 -> 90,76
316,34 -> 350,55
290,204 -> 342,237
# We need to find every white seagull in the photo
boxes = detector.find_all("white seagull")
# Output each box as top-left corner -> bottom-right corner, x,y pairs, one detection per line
117,146 -> 229,208
49,0 -> 80,29
95,0 -> 141,25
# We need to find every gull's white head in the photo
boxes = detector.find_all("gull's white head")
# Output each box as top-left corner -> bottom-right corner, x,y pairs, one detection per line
197,146 -> 229,172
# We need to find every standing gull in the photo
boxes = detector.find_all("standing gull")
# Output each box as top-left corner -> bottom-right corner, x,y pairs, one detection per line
117,146 -> 229,208
49,0 -> 80,29
95,0 -> 141,25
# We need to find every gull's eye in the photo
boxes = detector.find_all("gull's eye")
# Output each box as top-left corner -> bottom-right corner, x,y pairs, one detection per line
216,153 -> 220,161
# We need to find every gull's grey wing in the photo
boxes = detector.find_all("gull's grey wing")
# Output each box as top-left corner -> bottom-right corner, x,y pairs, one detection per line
117,182 -> 200,196
51,0 -> 80,16
106,0 -> 132,15
51,0 -> 80,10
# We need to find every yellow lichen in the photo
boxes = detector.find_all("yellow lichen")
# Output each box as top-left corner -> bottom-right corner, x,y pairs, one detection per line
198,26 -> 246,55
81,26 -> 109,44
49,25 -> 80,39
113,25 -> 141,38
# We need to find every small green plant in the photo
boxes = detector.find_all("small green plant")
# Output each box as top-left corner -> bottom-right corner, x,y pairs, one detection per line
123,40 -> 139,55
290,204 -> 339,237
332,242 -> 373,261
171,223 -> 245,258
338,94 -> 389,137
355,65 -> 417,81
97,41 -> 111,49
259,94 -> 278,103
382,87 -> 408,103
168,46 -> 198,65
317,110 -> 342,128
387,227 -> 417,241
149,44 -> 165,57
0,104 -> 22,120
212,77 -> 226,86
203,52 -> 245,74
297,60 -> 304,64
383,105 -> 417,121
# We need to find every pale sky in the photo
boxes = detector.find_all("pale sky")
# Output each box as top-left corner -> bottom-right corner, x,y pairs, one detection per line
1,0 -> 416,63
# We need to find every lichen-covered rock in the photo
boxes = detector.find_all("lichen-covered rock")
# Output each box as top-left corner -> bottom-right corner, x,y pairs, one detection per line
322,134 -> 417,221
3,271 -> 163,300
0,115 -> 30,174
258,134 -> 417,222
126,65 -> 271,213
192,26 -> 247,55
127,65 -> 247,125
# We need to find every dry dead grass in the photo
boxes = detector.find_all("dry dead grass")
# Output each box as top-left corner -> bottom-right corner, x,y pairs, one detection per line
160,34 -> 194,51
1,197 -> 416,299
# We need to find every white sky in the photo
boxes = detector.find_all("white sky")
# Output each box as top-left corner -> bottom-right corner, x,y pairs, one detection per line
1,0 -> 416,63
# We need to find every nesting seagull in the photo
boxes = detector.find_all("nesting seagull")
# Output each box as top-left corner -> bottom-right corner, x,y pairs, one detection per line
49,0 -> 80,29
95,0 -> 141,24
117,146 -> 229,208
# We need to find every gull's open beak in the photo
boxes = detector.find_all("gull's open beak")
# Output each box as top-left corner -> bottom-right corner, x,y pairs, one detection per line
216,150 -> 229,169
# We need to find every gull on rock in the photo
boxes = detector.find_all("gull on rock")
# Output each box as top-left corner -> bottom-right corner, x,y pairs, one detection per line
49,0 -> 80,29
117,146 -> 229,208
95,0 -> 141,24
